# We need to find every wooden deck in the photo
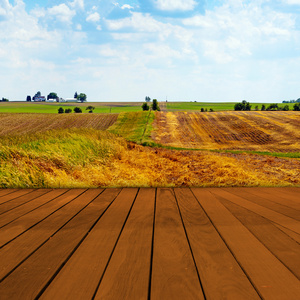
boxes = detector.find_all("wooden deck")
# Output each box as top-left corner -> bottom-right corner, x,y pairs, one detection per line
0,188 -> 299,299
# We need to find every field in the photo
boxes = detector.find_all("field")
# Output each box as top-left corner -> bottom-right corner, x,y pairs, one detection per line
0,110 -> 299,188
0,102 -> 143,114
152,111 -> 300,153
165,101 -> 296,111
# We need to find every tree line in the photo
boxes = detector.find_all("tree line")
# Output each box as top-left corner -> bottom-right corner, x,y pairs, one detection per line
234,100 -> 300,111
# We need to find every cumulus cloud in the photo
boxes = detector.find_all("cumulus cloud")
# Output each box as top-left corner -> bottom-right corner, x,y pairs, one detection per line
121,4 -> 134,10
154,0 -> 196,11
86,12 -> 100,22
48,4 -> 76,24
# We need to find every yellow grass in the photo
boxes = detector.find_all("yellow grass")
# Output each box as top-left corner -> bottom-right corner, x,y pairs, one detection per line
1,128 -> 299,188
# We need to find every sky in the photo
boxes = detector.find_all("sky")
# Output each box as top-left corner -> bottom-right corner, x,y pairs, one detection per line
0,0 -> 300,102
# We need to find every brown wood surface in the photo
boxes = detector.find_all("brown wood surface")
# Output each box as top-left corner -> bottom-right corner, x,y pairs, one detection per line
0,187 -> 299,300
193,188 -> 300,300
151,188 -> 204,300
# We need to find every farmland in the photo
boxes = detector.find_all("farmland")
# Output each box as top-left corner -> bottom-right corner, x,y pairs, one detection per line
0,102 -> 143,114
152,111 -> 300,153
0,110 -> 299,188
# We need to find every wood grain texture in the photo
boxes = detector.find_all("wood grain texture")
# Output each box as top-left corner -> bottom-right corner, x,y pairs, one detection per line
0,189 -> 106,300
151,188 -> 204,300
0,189 -> 51,215
0,189 -> 19,198
95,188 -> 155,300
40,188 -> 138,300
0,189 -> 86,247
0,189 -> 34,205
211,188 -> 300,234
193,188 -> 300,300
220,197 -> 300,279
225,187 -> 300,221
0,189 -> 87,280
175,188 -> 259,300
0,189 -> 67,228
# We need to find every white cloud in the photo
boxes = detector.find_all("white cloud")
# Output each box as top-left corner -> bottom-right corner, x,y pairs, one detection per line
154,0 -> 196,11
48,4 -> 76,24
121,4 -> 134,9
68,0 -> 84,10
86,12 -> 100,23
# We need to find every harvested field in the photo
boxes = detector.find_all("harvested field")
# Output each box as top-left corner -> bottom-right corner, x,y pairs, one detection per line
152,111 -> 300,152
0,113 -> 118,136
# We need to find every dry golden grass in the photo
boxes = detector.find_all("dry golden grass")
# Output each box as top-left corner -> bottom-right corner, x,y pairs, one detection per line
152,111 -> 300,152
1,128 -> 299,188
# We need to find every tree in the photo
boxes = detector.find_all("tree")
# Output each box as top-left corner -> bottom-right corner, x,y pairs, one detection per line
261,104 -> 266,111
145,96 -> 151,102
266,103 -> 278,111
86,106 -> 95,113
77,93 -> 87,102
142,102 -> 149,111
74,107 -> 82,113
201,108 -> 204,112
33,91 -> 41,101
234,100 -> 251,111
282,105 -> 289,111
152,99 -> 160,111
74,91 -> 78,99
1,97 -> 9,102
26,95 -> 31,102
47,92 -> 58,100
65,108 -> 72,113
294,103 -> 300,111
58,107 -> 64,114
255,105 -> 259,111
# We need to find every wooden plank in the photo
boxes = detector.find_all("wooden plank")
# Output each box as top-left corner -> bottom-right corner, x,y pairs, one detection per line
0,189 -> 89,280
40,188 -> 138,300
151,188 -> 204,300
260,187 -> 300,204
174,188 -> 259,300
0,189 -> 52,215
243,188 -> 300,211
0,189 -> 68,228
220,197 -> 300,279
0,189 -> 34,205
211,188 -> 300,234
0,189 -> 86,247
192,188 -> 300,300
0,189 -> 19,197
225,187 -> 300,221
0,188 -> 116,300
94,188 -> 155,299
272,223 -> 300,244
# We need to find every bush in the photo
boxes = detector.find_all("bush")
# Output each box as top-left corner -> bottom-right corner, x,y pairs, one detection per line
294,103 -> 300,111
201,108 -> 204,112
58,107 -> 64,114
282,105 -> 289,111
65,108 -> 72,113
142,102 -> 150,111
266,103 -> 278,111
261,104 -> 266,111
74,107 -> 82,113
209,108 -> 214,112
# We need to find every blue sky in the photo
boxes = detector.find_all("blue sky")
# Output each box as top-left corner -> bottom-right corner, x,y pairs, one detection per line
1,0 -> 300,102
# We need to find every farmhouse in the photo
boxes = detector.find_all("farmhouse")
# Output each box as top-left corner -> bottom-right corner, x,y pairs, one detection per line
65,98 -> 80,103
34,96 -> 46,102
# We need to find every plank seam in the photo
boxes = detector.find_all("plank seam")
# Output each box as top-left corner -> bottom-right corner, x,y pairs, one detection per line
91,188 -> 140,300
174,188 -> 207,300
35,188 -> 121,299
0,189 -> 103,283
0,190 -> 36,206
190,189 -> 263,299
0,190 -> 69,229
147,187 -> 157,300
0,189 -> 86,249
